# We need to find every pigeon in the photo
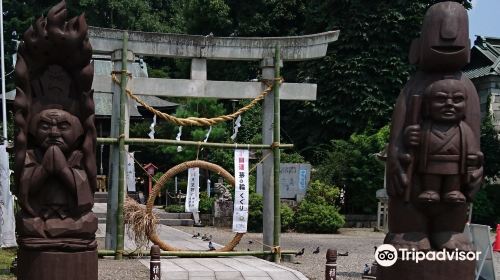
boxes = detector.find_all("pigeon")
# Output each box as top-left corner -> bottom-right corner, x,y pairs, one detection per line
312,247 -> 320,254
192,232 -> 200,238
363,264 -> 370,275
338,251 -> 349,257
202,235 -> 212,241
295,248 -> 305,256
208,241 -> 216,251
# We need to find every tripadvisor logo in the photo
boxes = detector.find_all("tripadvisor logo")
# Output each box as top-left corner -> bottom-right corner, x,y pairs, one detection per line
375,245 -> 398,267
375,244 -> 481,267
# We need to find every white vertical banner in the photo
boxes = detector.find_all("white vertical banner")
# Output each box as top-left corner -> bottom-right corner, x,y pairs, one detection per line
185,168 -> 200,212
0,145 -> 17,247
233,149 -> 249,233
126,152 -> 136,192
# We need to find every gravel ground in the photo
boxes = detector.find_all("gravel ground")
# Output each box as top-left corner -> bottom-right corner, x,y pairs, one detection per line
173,226 -> 385,280
97,226 -> 500,280
98,258 -> 149,280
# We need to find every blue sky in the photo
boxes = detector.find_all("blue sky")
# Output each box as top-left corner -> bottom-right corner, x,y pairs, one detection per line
469,0 -> 500,42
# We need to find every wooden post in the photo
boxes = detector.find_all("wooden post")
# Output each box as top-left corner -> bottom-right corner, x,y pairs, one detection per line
325,249 -> 337,280
150,245 -> 161,280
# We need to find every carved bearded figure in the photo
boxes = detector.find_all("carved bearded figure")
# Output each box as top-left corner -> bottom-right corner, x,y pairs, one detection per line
14,1 -> 97,251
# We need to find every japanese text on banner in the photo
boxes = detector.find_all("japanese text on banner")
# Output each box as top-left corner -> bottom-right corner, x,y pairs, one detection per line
233,149 -> 249,233
126,152 -> 136,192
185,168 -> 200,212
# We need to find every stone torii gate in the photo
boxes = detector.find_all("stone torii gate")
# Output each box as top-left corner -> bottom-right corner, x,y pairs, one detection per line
89,27 -> 339,261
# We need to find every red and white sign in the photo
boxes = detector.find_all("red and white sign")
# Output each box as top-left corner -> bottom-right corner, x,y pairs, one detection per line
233,149 -> 249,233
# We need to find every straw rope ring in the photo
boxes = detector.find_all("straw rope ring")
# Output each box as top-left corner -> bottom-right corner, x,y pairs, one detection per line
146,160 -> 244,251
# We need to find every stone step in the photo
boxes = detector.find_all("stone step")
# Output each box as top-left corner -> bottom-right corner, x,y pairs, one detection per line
155,212 -> 193,220
95,212 -> 107,219
98,217 -> 194,226
94,192 -> 108,198
94,192 -> 108,203
157,219 -> 194,226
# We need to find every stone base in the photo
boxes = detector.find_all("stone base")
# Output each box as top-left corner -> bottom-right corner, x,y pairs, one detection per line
17,249 -> 97,280
377,259 -> 475,280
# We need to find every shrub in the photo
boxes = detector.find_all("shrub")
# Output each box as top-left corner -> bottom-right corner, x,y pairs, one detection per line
280,203 -> 295,232
472,190 -> 494,225
472,184 -> 500,227
295,201 -> 345,233
247,193 -> 298,232
199,192 -> 215,214
304,180 -> 341,205
248,192 -> 264,232
164,204 -> 185,213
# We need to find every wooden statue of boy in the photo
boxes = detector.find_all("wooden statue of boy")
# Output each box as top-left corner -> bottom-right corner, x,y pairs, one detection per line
380,2 -> 483,279
14,1 -> 97,279
406,78 -> 482,204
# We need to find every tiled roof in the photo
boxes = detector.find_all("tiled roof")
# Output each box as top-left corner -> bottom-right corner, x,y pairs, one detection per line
464,65 -> 496,79
464,36 -> 500,79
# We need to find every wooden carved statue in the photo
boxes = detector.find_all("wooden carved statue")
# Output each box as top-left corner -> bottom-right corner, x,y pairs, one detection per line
14,1 -> 97,279
381,2 -> 482,279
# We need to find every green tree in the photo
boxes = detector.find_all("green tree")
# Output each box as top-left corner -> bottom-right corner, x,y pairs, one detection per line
472,97 -> 500,226
77,0 -> 173,32
315,125 -> 389,214
480,98 -> 500,181
283,0 -> 472,157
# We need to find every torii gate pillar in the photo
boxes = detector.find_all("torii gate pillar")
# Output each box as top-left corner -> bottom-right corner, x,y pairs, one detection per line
261,57 -> 282,255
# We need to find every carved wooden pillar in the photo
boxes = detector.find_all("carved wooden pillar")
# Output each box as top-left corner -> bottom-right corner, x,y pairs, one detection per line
381,2 -> 481,279
14,1 -> 98,279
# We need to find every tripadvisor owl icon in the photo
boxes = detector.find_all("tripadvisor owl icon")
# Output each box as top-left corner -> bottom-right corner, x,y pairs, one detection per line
375,244 -> 398,267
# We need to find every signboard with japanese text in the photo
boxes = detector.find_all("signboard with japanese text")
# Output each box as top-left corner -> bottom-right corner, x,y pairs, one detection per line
232,149 -> 249,233
256,163 -> 311,201
185,168 -> 200,212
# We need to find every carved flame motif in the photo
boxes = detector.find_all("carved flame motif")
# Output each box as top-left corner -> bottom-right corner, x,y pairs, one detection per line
13,0 -> 97,251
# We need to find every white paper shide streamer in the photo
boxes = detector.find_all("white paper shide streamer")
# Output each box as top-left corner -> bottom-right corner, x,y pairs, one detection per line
201,126 -> 212,151
0,145 -> 17,247
185,168 -> 200,212
232,149 -> 249,233
126,152 -> 136,192
148,115 -> 157,139
230,115 -> 242,141
176,126 -> 183,152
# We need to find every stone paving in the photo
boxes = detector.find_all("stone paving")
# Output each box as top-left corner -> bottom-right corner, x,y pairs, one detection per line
94,203 -> 308,280
138,257 -> 308,280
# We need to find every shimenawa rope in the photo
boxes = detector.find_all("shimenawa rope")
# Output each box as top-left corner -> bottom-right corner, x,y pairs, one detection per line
111,72 -> 282,127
